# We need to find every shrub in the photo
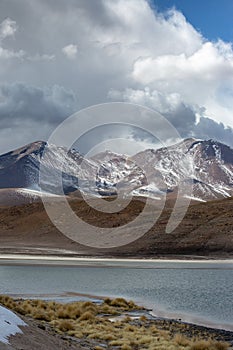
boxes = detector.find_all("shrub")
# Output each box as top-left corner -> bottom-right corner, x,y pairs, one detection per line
104,298 -> 112,305
214,342 -> 230,350
32,310 -> 50,321
173,333 -> 190,346
110,298 -> 129,308
190,339 -> 229,350
121,345 -> 132,350
140,315 -> 147,322
70,307 -> 81,319
79,311 -> 95,321
57,320 -> 74,332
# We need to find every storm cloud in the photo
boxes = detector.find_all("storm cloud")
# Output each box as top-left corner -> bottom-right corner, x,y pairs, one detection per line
0,82 -> 78,124
0,82 -> 78,153
0,0 -> 233,154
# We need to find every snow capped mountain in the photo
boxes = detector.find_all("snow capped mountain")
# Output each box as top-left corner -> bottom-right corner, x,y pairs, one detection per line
132,138 -> 233,200
0,141 -> 96,194
91,150 -> 145,196
0,138 -> 232,201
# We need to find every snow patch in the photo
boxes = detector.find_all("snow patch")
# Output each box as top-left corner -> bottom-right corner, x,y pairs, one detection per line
183,195 -> 206,202
131,182 -> 163,199
0,306 -> 26,344
16,188 -> 62,198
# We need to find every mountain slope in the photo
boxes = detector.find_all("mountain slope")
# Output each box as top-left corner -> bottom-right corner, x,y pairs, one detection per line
0,141 -> 95,194
132,138 -> 233,200
0,196 -> 232,257
0,138 -> 232,201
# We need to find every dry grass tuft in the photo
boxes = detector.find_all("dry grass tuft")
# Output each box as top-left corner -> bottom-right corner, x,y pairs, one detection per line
79,310 -> 95,321
57,320 -> 75,332
173,333 -> 191,346
32,310 -> 50,321
0,295 -> 231,350
190,339 -> 229,350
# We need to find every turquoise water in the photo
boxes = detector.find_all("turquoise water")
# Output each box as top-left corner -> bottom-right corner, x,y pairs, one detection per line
0,260 -> 232,330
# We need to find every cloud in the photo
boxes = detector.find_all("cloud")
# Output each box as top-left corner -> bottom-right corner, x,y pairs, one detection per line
62,44 -> 78,59
27,53 -> 55,61
131,40 -> 233,125
0,46 -> 25,59
0,82 -> 78,124
0,0 -> 233,153
0,82 -> 79,154
109,87 -> 233,148
0,17 -> 17,40
0,17 -> 55,63
0,18 -> 25,60
194,117 -> 233,148
133,42 -> 233,85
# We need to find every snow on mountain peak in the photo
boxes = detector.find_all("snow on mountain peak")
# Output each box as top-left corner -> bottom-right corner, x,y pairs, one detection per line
0,138 -> 232,201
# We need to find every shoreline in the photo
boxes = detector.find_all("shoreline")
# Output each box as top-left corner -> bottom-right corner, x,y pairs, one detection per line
3,290 -> 233,333
149,309 -> 233,333
1,256 -> 233,336
1,295 -> 233,350
0,253 -> 233,264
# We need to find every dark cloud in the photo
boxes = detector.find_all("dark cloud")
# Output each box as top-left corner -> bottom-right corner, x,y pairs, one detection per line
164,104 -> 233,149
0,0 -> 233,154
164,102 -> 233,148
0,82 -> 78,154
194,117 -> 233,148
164,103 -> 196,137
0,82 -> 78,124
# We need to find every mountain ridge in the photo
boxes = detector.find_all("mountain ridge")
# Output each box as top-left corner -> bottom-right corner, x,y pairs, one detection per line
0,138 -> 233,202
0,138 -> 233,256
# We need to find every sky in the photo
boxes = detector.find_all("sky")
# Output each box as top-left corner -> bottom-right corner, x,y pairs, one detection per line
153,0 -> 233,42
0,0 -> 233,155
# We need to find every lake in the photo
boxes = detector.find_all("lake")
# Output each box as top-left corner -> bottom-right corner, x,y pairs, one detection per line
0,258 -> 232,331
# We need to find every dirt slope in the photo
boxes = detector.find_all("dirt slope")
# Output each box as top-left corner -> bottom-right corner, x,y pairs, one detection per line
0,195 -> 232,257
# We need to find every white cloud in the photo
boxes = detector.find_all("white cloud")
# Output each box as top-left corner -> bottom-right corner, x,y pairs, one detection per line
100,2 -> 233,127
133,42 -> 233,85
0,0 -> 233,152
0,46 -> 25,59
0,17 -> 55,63
109,87 -> 183,114
27,53 -> 55,61
132,41 -> 233,110
0,18 -> 24,60
0,18 -> 17,40
62,44 -> 78,59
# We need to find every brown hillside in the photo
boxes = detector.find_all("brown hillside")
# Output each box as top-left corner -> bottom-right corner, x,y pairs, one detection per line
0,194 -> 232,257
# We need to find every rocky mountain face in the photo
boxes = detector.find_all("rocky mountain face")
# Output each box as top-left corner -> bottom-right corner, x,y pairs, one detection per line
0,138 -> 233,202
132,138 -> 233,200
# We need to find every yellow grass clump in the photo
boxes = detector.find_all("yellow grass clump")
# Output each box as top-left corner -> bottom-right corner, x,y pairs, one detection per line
0,294 -> 231,350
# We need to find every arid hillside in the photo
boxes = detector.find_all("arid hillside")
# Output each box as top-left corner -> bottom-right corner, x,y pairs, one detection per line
0,194 -> 232,257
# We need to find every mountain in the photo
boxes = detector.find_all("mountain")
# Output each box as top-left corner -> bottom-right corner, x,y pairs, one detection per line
0,138 -> 233,257
132,138 -> 233,200
0,138 -> 233,202
0,141 -> 97,195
